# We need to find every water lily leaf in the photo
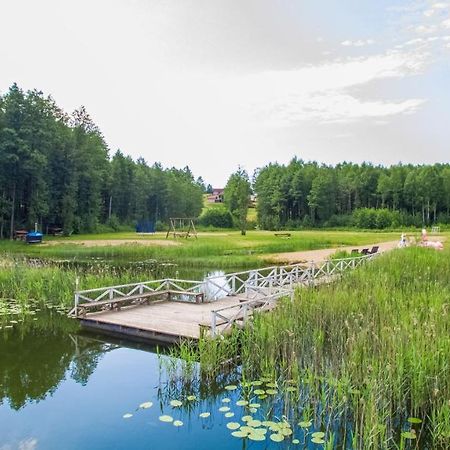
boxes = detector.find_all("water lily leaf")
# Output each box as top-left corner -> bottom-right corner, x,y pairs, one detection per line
265,389 -> 278,395
401,431 -> 417,440
265,382 -> 277,388
173,420 -> 183,427
286,387 -> 297,392
258,394 -> 268,400
187,395 -> 197,402
231,431 -> 248,438
311,437 -> 325,444
219,406 -> 230,412
225,412 -> 235,418
252,380 -> 263,386
159,415 -> 174,423
242,415 -> 253,422
298,420 -> 312,428
407,417 -> 422,424
254,389 -> 265,395
240,426 -> 254,433
236,400 -> 248,406
312,432 -> 325,439
221,398 -> 231,403
225,385 -> 238,391
248,432 -> 266,441
123,413 -> 133,419
292,438 -> 300,444
226,422 -> 241,430
270,433 -> 284,442
281,428 -> 293,436
262,420 -> 277,428
249,403 -> 260,408
139,402 -> 153,409
248,419 -> 262,427
249,408 -> 258,413
199,412 -> 210,418
170,400 -> 182,407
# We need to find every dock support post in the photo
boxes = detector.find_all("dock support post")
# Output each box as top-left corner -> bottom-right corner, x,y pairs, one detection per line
211,313 -> 217,337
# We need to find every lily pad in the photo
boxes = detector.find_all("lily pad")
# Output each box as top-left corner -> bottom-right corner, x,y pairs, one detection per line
139,402 -> 153,409
170,400 -> 182,407
231,431 -> 248,438
252,380 -> 263,386
225,385 -> 238,391
249,408 -> 258,413
199,412 -> 211,418
236,400 -> 248,406
173,420 -> 183,427
123,413 -> 133,419
219,406 -> 231,412
248,432 -> 266,441
187,395 -> 197,402
292,438 -> 300,444
225,412 -> 235,418
401,431 -> 417,440
249,403 -> 260,408
159,415 -> 174,423
221,398 -> 231,403
298,420 -> 312,428
265,382 -> 277,388
242,415 -> 253,422
270,433 -> 285,442
311,437 -> 325,444
286,387 -> 297,392
254,389 -> 265,395
265,389 -> 278,395
407,417 -> 422,424
226,422 -> 241,430
248,419 -> 262,427
312,432 -> 325,439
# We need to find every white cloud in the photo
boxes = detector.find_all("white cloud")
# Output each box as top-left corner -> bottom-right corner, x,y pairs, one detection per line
215,50 -> 427,126
432,2 -> 448,9
424,9 -> 435,17
442,18 -> 450,28
341,39 -> 375,47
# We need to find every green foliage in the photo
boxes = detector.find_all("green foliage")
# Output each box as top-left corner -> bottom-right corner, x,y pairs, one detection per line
254,159 -> 450,229
0,84 -> 203,238
352,208 -> 401,229
199,207 -> 233,228
224,168 -> 251,235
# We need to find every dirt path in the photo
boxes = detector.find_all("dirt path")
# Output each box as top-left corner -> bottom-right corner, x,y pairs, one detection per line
265,240 -> 400,264
46,239 -> 180,247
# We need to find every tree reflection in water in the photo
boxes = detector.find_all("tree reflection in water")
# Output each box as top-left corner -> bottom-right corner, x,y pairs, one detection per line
0,317 -> 113,410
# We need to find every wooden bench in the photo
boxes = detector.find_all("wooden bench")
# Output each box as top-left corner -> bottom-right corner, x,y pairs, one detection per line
274,233 -> 291,238
76,290 -> 205,317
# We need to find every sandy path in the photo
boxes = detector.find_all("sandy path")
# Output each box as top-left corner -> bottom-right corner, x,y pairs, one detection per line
46,239 -> 180,247
265,240 -> 400,264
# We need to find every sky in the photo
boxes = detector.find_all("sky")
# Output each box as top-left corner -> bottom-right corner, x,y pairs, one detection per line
1,0 -> 449,186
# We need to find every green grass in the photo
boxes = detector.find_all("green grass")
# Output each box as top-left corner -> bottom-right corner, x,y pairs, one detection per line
181,247 -> 450,449
0,230 -> 404,269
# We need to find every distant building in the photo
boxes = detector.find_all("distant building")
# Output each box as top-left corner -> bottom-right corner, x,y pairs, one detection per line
207,188 -> 224,203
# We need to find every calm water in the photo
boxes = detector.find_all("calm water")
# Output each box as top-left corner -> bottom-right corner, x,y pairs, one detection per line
1,316 -> 323,450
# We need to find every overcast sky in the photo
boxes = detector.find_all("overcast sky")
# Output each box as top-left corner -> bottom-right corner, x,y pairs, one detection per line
1,0 -> 449,185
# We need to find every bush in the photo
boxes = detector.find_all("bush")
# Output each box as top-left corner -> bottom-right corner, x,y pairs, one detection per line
199,208 -> 233,228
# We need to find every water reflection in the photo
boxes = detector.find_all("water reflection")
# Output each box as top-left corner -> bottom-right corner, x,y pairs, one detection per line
0,321 -> 111,410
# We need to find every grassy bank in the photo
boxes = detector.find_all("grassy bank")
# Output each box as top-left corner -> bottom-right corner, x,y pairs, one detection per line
0,230 -> 402,268
186,247 -> 450,448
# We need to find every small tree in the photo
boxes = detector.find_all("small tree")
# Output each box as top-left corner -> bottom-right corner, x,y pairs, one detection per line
224,168 -> 251,235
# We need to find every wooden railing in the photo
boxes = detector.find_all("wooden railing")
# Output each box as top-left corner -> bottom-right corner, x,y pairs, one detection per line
71,253 -> 378,326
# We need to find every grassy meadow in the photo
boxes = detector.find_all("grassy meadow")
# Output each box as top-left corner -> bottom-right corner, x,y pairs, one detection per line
0,229 -> 402,269
175,247 -> 450,449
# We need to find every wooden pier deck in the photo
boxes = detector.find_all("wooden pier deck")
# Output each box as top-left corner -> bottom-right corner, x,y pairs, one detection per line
72,254 -> 377,343
80,295 -> 245,343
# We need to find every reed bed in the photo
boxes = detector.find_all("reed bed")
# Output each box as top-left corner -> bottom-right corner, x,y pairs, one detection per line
189,247 -> 450,449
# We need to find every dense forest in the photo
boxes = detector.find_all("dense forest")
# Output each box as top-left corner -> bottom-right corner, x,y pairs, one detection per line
1,84 -> 449,237
0,84 -> 203,238
253,159 -> 450,229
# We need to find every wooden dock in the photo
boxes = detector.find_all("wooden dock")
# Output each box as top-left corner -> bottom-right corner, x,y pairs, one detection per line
71,254 -> 377,343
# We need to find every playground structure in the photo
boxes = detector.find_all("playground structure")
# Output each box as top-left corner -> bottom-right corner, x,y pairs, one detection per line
166,218 -> 198,239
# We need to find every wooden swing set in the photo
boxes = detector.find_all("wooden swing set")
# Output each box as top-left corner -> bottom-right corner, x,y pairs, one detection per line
166,218 -> 198,239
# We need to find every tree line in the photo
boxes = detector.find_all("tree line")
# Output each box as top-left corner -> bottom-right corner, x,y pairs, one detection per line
0,84 -> 203,238
253,159 -> 450,229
